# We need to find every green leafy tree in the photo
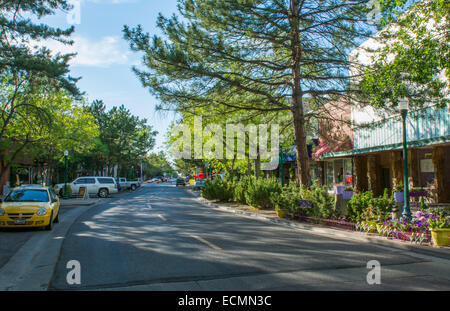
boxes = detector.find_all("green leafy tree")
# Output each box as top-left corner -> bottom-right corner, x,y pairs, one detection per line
29,92 -> 99,184
87,101 -> 158,177
143,151 -> 174,178
0,0 -> 79,188
360,0 -> 449,109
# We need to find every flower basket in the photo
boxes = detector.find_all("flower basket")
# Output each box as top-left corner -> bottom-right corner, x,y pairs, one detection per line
409,191 -> 428,198
430,228 -> 450,247
334,186 -> 346,195
342,190 -> 353,200
393,192 -> 404,202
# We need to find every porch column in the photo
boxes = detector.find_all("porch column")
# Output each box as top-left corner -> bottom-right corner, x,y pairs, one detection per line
354,156 -> 368,193
316,161 -> 324,186
432,146 -> 448,203
408,149 -> 420,188
367,154 -> 380,196
390,151 -> 403,189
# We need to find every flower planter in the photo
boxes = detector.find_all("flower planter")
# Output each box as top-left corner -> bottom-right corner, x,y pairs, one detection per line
409,191 -> 428,198
394,192 -> 404,202
275,207 -> 286,218
342,191 -> 353,200
335,186 -> 346,195
430,228 -> 450,247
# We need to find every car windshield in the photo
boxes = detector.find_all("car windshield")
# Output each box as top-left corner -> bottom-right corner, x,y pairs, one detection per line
4,189 -> 49,203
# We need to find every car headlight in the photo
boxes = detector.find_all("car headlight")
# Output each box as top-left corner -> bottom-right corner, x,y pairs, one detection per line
37,208 -> 47,216
0,208 -> 5,216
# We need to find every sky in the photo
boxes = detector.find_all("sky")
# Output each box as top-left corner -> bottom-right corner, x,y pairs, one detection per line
39,0 -> 181,153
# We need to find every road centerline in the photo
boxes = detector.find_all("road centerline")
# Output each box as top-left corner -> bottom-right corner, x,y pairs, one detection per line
187,234 -> 222,251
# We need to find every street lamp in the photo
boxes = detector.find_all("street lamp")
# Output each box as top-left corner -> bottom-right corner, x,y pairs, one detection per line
279,146 -> 284,187
63,150 -> 69,200
399,98 -> 411,222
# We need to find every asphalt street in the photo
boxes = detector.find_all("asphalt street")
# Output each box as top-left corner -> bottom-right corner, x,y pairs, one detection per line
44,182 -> 450,291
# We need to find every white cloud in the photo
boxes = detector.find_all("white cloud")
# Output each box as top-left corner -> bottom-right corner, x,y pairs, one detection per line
33,35 -> 132,68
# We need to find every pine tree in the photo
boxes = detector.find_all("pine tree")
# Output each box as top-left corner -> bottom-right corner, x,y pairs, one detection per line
124,0 -> 377,186
0,0 -> 78,92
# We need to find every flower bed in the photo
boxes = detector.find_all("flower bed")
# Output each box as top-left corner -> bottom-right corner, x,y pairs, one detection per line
391,230 -> 431,244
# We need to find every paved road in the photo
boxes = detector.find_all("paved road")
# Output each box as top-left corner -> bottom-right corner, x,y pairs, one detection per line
47,183 -> 450,290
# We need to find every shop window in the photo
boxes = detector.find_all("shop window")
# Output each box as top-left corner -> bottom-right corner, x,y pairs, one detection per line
344,159 -> 352,186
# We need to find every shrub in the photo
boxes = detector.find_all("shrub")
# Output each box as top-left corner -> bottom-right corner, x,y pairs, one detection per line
201,177 -> 235,202
307,182 -> 337,219
234,176 -> 253,204
269,182 -> 303,216
346,191 -> 373,222
347,189 -> 395,223
244,177 -> 282,209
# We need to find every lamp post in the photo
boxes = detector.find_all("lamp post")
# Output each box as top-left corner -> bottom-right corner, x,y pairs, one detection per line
279,146 -> 284,186
63,150 -> 69,200
399,98 -> 411,222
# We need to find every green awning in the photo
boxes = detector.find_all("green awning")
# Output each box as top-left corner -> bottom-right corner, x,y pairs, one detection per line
322,135 -> 450,159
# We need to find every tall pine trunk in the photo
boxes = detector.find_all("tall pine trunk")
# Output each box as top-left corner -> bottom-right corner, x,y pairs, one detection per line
291,0 -> 311,187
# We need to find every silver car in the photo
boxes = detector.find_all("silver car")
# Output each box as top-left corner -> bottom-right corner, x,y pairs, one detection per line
54,176 -> 118,198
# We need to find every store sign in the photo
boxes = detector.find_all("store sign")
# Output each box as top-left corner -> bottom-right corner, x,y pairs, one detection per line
420,159 -> 434,173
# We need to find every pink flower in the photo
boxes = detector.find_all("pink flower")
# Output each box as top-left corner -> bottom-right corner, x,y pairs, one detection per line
416,211 -> 425,219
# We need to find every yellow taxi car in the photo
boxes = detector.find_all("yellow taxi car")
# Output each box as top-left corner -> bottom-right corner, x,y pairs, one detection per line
0,185 -> 60,230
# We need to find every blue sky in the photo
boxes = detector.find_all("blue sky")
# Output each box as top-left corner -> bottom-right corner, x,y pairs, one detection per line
40,0 -> 181,153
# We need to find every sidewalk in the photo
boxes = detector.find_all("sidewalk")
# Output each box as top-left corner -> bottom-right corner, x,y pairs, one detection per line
185,189 -> 450,260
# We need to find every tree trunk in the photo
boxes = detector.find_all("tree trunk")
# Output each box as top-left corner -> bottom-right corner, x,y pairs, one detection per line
254,152 -> 261,178
290,0 -> 310,187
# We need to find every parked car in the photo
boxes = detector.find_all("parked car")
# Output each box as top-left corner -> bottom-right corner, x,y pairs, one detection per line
54,176 -> 118,198
176,178 -> 186,187
193,179 -> 206,190
0,185 -> 60,230
118,178 -> 140,191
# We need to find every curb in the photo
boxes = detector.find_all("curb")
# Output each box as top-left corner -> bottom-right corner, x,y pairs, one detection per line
184,189 -> 450,260
60,201 -> 99,207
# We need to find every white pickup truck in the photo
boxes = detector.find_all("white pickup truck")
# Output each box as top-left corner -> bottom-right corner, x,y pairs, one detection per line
118,178 -> 141,191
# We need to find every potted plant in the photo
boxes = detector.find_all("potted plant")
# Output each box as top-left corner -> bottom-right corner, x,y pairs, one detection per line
275,205 -> 287,218
428,215 -> 450,247
409,187 -> 428,198
393,182 -> 404,203
334,185 -> 346,195
342,187 -> 354,200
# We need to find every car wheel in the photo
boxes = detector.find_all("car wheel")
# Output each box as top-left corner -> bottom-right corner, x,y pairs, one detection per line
45,212 -> 53,231
131,184 -> 137,191
98,188 -> 108,198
